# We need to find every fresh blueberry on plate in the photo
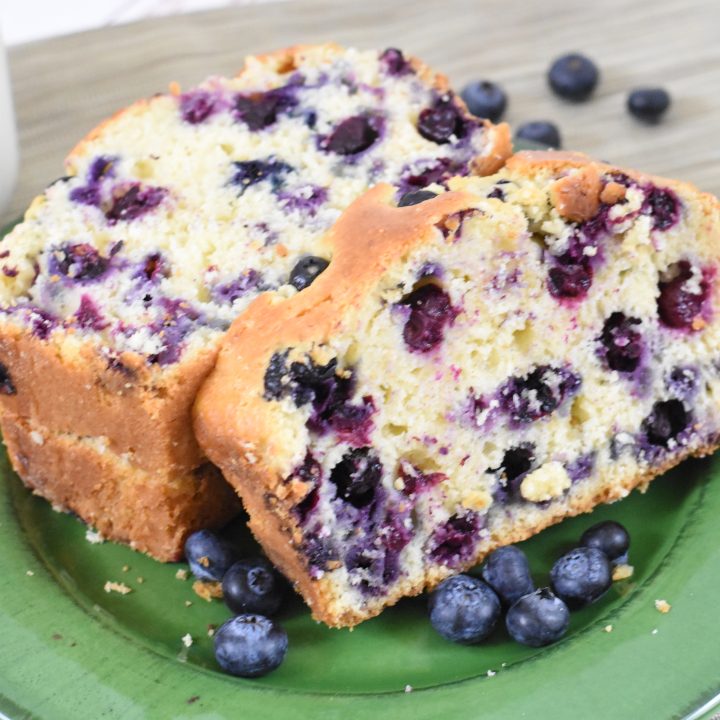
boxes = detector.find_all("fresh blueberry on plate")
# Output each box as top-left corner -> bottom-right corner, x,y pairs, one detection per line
506,588 -> 570,647
515,121 -> 562,149
548,53 -> 599,101
184,529 -> 236,582
222,558 -> 285,616
429,574 -> 501,644
481,545 -> 535,606
214,614 -> 288,678
460,80 -> 507,122
550,546 -> 612,607
580,521 -> 630,562
627,88 -> 671,123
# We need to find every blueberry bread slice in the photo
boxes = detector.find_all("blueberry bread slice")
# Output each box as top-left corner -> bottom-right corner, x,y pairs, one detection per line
0,44 -> 510,560
195,151 -> 720,626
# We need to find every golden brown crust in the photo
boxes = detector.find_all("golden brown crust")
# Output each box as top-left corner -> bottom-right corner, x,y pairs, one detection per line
509,151 -> 720,208
550,164 -> 602,222
1,411 -> 240,560
473,122 -> 513,176
0,322 -> 215,473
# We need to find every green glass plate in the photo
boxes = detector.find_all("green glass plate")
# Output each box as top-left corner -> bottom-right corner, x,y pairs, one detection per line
2,214 -> 720,720
2,450 -> 720,719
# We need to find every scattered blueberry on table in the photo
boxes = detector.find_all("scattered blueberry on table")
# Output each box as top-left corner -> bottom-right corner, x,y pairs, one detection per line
460,80 -> 508,122
429,575 -> 502,644
515,121 -> 562,149
627,87 -> 671,123
548,52 -> 600,101
214,614 -> 288,678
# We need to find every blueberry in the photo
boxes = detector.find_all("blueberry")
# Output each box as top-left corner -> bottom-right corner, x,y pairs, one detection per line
515,121 -> 562,149
325,116 -> 379,155
548,53 -> 599,101
600,312 -> 643,372
230,159 -> 293,194
400,283 -> 455,352
51,243 -> 109,282
644,186 -> 680,231
580,521 -> 630,562
499,365 -> 580,424
417,100 -> 465,144
69,186 -> 101,207
642,399 -> 689,447
329,447 -> 383,509
627,88 -> 671,123
548,262 -> 592,299
235,88 -> 297,131
550,547 -> 612,607
289,256 -> 329,291
460,80 -> 507,122
506,588 -> 570,647
263,351 -> 289,400
497,445 -> 535,499
0,362 -> 16,395
184,529 -> 236,582
658,261 -> 708,329
180,90 -> 219,125
397,189 -> 438,207
379,47 -> 413,76
214,614 -> 288,678
428,574 -> 501,644
430,513 -> 481,567
222,558 -> 284,616
481,546 -> 535,606
106,184 -> 167,224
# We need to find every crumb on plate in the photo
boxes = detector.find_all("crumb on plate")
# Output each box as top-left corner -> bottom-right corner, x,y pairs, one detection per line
612,564 -> 634,581
193,580 -> 223,602
104,581 -> 132,595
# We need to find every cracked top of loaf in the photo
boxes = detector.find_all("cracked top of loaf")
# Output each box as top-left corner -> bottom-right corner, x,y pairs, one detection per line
0,43 -> 510,372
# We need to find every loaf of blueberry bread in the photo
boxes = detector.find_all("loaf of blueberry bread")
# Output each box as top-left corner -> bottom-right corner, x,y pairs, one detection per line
0,44 -> 510,560
195,150 -> 720,626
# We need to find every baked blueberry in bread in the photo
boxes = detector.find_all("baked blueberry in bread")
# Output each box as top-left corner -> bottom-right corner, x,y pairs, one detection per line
0,44 -> 510,560
195,151 -> 720,626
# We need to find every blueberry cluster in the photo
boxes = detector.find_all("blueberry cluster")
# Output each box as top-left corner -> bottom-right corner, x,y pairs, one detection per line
184,530 -> 288,678
428,519 -> 630,648
461,52 -> 672,151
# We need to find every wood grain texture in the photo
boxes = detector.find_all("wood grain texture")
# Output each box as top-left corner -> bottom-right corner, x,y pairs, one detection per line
2,0 -> 719,226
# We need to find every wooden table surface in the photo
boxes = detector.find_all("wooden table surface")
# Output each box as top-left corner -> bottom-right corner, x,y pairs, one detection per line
3,0 -> 719,226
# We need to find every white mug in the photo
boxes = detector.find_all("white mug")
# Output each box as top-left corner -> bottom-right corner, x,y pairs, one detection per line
0,26 -> 18,215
